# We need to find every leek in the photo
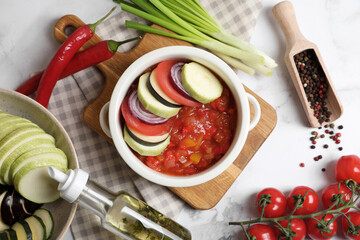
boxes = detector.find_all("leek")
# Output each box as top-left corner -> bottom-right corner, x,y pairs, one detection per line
116,0 -> 277,75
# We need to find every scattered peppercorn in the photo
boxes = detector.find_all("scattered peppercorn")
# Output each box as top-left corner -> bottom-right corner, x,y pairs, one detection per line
330,123 -> 335,128
312,140 -> 317,144
322,168 -> 326,172
339,147 -> 343,151
320,134 -> 325,138
300,163 -> 305,167
338,125 -> 343,129
310,145 -> 316,149
323,144 -> 328,149
336,140 -> 341,144
318,155 -> 323,159
336,133 -> 341,137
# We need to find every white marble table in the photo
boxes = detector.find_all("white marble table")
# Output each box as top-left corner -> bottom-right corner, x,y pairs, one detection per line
1,0 -> 360,239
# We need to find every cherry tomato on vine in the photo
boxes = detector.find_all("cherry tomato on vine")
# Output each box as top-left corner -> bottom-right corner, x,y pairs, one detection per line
287,186 -> 319,215
306,214 -> 337,239
342,211 -> 360,240
322,183 -> 352,213
335,155 -> 360,183
274,218 -> 306,240
247,224 -> 276,240
256,188 -> 287,218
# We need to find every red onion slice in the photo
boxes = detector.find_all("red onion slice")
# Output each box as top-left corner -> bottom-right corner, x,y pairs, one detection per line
170,62 -> 195,100
128,90 -> 169,125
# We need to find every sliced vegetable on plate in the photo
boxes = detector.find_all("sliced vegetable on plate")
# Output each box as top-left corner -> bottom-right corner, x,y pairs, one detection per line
11,220 -> 32,240
33,209 -> 54,240
25,215 -> 47,240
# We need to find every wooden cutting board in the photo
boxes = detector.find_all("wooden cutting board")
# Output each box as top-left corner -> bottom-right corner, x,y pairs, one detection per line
54,15 -> 277,210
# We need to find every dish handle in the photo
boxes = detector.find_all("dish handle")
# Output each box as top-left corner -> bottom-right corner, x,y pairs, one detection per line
247,93 -> 261,131
99,102 -> 112,138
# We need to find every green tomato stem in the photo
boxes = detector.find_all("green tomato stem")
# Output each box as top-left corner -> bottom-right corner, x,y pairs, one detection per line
229,182 -> 358,227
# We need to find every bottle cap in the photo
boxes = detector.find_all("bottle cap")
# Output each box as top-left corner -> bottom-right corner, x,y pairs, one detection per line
48,167 -> 89,203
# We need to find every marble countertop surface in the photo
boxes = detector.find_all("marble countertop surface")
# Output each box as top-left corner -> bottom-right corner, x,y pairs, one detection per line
1,0 -> 360,239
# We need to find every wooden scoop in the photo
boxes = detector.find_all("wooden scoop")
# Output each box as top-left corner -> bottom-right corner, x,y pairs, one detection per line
272,1 -> 343,128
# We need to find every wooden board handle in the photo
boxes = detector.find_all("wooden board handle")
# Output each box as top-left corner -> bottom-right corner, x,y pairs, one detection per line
272,1 -> 306,48
54,15 -> 104,51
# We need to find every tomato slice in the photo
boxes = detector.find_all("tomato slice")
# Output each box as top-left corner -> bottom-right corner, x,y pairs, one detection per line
120,94 -> 174,136
156,60 -> 202,107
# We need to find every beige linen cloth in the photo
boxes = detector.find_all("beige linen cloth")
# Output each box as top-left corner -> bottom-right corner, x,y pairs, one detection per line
45,0 -> 263,239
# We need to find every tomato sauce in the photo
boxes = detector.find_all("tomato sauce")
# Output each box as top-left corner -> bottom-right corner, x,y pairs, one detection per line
137,85 -> 237,176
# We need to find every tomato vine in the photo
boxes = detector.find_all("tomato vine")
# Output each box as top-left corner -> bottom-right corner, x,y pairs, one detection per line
230,180 -> 360,239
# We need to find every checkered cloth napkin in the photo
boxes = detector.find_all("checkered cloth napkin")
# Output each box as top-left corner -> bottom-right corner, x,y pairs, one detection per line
46,0 -> 262,239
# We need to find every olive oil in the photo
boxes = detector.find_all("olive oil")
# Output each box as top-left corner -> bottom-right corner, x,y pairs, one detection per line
48,167 -> 191,240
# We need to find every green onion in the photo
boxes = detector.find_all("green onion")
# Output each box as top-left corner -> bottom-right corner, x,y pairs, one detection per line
116,0 -> 276,75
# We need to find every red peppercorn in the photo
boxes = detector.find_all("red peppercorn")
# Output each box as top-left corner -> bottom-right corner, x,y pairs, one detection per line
320,84 -> 324,88
314,157 -> 319,161
336,140 -> 341,144
325,130 -> 330,134
314,113 -> 319,117
336,133 -> 341,137
333,136 -> 338,141
312,140 -> 317,144
300,163 -> 305,167
319,90 -> 323,94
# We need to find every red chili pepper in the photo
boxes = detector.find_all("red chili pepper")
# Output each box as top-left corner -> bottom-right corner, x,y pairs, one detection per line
34,7 -> 116,108
16,37 -> 140,96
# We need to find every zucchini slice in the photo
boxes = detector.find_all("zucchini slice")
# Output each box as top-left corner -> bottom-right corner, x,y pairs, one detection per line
124,125 -> 170,156
5,229 -> 17,240
148,69 -> 181,106
14,161 -> 67,204
11,220 -> 32,240
181,62 -> 223,104
138,72 -> 180,119
0,232 -> 7,240
25,215 -> 46,240
0,191 -> 10,231
33,209 -> 54,240
127,125 -> 170,143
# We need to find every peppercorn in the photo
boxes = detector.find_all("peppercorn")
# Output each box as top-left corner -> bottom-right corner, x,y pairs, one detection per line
322,168 -> 326,172
339,147 -> 343,151
323,144 -> 328,149
310,145 -> 316,149
294,49 -> 332,124
300,163 -> 305,167
338,125 -> 343,129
